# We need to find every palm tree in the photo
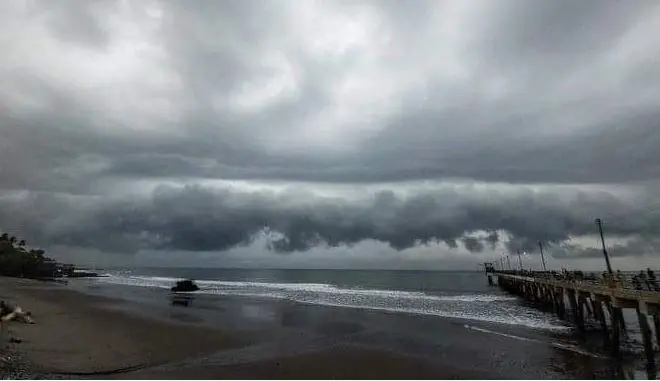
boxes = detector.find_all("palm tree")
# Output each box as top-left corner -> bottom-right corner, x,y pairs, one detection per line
0,233 -> 10,254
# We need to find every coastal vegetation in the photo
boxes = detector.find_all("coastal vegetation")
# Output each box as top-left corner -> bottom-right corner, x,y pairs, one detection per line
0,232 -> 61,278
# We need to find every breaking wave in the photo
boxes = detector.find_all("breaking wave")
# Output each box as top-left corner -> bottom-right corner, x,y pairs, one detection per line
96,274 -> 567,330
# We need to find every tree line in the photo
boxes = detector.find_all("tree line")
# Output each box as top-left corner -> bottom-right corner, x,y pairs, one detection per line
0,232 -> 59,278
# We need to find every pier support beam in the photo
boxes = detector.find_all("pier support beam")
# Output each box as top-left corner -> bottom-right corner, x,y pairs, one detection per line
593,295 -> 609,345
617,308 -> 627,336
613,299 -> 636,336
647,304 -> 660,351
567,290 -> 584,330
609,304 -> 622,357
542,287 -> 553,311
577,293 -> 590,332
555,289 -> 566,320
610,298 -> 636,357
636,303 -> 656,373
654,314 -> 660,350
584,296 -> 594,320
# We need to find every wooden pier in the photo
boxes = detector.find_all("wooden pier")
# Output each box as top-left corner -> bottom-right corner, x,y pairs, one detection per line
485,266 -> 660,372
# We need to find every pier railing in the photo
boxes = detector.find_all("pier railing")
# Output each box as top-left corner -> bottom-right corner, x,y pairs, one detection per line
491,269 -> 660,292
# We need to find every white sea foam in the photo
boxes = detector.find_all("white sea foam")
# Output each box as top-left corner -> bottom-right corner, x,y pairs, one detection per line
96,274 -> 564,330
99,275 -> 516,301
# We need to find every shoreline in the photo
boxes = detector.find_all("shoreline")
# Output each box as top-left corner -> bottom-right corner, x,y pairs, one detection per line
0,277 -> 499,379
1,276 -> 647,379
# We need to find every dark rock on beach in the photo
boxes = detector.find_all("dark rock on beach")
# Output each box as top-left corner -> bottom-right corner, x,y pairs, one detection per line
170,279 -> 200,292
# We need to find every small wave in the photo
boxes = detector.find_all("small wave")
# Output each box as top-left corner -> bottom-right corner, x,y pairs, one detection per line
290,301 -> 566,330
96,274 -> 562,330
99,275 -> 516,302
464,325 -> 601,357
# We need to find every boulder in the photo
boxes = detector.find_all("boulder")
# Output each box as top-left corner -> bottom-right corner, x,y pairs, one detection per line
171,279 -> 200,292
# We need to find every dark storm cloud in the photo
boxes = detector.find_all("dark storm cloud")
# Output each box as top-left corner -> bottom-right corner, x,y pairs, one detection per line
553,236 -> 660,259
1,183 -> 657,256
461,237 -> 484,253
1,1 -> 660,265
2,0 -> 660,194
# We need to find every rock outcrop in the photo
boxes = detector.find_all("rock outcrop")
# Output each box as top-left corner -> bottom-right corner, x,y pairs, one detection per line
170,279 -> 199,292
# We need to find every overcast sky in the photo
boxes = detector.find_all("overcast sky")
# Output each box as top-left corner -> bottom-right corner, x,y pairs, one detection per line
1,0 -> 660,270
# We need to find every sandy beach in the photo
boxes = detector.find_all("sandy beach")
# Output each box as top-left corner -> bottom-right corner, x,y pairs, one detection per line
0,277 -> 244,377
0,277 -> 498,379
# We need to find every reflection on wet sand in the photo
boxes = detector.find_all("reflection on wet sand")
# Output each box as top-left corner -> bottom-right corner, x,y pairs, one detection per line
171,293 -> 194,307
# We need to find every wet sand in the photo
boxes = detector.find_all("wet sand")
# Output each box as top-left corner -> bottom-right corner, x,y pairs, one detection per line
0,277 -> 496,379
121,346 -> 499,379
2,276 -> 645,379
0,277 -> 243,376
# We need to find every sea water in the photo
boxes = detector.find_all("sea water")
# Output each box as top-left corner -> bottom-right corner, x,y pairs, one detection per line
67,268 -> 654,379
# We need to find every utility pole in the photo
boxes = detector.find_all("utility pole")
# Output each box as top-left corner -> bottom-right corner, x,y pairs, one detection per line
538,241 -> 547,272
595,218 -> 613,274
516,249 -> 523,270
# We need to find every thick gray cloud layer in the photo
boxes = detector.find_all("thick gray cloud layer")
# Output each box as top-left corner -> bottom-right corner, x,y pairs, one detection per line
0,182 -> 657,257
1,1 -> 660,265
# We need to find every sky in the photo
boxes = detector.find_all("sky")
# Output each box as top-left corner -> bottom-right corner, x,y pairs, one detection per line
1,0 -> 660,270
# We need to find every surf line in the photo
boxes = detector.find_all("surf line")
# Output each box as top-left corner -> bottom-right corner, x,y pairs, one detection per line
464,324 -> 605,359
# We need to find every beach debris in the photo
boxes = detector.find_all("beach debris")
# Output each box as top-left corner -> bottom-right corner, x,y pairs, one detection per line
170,279 -> 200,292
0,301 -> 34,325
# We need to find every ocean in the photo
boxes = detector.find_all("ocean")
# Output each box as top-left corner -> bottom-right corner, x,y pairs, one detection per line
67,268 -> 654,379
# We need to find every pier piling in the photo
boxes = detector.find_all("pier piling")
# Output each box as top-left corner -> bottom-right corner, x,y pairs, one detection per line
486,267 -> 660,371
594,297 -> 609,344
653,314 -> 660,349
637,304 -> 656,371
610,306 -> 621,356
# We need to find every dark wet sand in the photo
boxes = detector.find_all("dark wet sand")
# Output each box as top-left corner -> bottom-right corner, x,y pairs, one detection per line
0,277 -> 244,376
4,275 -> 650,379
0,277 -> 499,379
122,346 -> 499,379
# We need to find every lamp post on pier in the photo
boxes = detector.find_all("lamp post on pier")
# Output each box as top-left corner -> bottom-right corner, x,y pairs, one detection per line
516,249 -> 523,271
538,241 -> 547,272
595,218 -> 613,275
